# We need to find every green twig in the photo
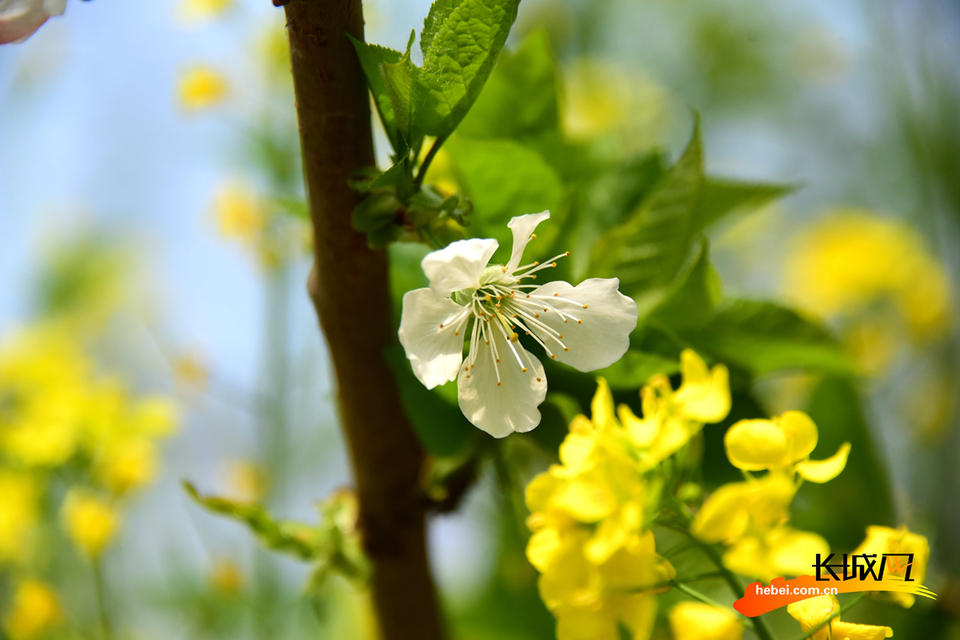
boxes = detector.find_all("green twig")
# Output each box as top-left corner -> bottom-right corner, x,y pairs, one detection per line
671,580 -> 727,609
414,136 -> 447,189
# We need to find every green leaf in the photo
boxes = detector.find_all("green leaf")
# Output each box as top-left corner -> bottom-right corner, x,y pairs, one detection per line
683,299 -> 855,377
457,30 -> 559,140
593,350 -> 679,390
384,345 -> 476,458
414,0 -> 522,137
183,482 -> 318,560
444,137 -> 563,243
381,32 -> 420,145
692,179 -> 795,232
648,239 -> 723,330
792,377 -> 895,549
348,36 -> 405,153
588,121 -> 704,301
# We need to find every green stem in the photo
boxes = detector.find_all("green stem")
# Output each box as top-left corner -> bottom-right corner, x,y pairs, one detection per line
93,560 -> 112,640
414,136 -> 446,189
420,226 -> 444,250
665,505 -> 778,640
792,593 -> 866,640
670,580 -> 727,609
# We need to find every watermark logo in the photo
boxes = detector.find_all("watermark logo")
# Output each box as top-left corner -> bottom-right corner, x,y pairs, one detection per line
733,552 -> 936,617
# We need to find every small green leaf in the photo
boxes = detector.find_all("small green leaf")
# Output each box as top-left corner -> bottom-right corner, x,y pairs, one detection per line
692,179 -> 795,232
444,137 -> 563,244
457,30 -> 560,141
648,239 -> 723,330
351,191 -> 400,235
274,197 -> 310,221
348,36 -> 405,153
183,482 -> 318,560
683,299 -> 855,377
381,33 -> 420,146
588,121 -> 704,300
414,0 -> 522,137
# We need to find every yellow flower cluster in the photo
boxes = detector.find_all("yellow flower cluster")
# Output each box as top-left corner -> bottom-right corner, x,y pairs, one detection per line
785,209 -> 951,341
693,412 -> 850,582
0,323 -> 178,560
525,350 -> 731,640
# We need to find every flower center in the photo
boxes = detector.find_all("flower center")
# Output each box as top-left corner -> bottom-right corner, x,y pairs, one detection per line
449,250 -> 589,387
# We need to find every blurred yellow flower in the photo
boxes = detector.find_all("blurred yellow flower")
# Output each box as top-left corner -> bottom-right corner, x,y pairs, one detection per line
224,459 -> 268,504
421,143 -> 460,197
723,411 -> 850,483
62,490 -> 119,557
214,183 -> 266,246
785,210 -> 951,341
722,526 -> 829,583
0,472 -> 39,563
787,595 -> 892,640
258,24 -> 291,84
3,580 -> 63,640
95,437 -> 158,495
210,558 -> 244,594
669,602 -> 743,640
618,349 -> 730,469
853,525 -> 930,608
178,66 -> 229,110
563,59 -> 671,153
176,0 -> 232,23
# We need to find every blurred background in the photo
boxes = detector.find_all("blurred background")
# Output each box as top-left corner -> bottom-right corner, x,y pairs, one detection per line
1,0 -> 959,638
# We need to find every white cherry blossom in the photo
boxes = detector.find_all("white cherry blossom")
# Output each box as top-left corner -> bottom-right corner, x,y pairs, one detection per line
398,211 -> 639,437
0,0 -> 66,44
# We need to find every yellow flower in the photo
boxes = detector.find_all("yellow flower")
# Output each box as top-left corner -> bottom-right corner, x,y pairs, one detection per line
3,580 -> 63,640
95,438 -> 158,495
692,474 -> 828,582
853,525 -> 930,608
723,411 -> 850,482
669,602 -> 743,640
213,183 -> 266,246
692,475 -> 795,542
787,595 -> 892,640
178,67 -> 229,110
785,209 -> 951,341
723,526 -> 829,583
0,472 -> 39,563
618,349 -> 730,469
526,379 -> 674,640
62,490 -> 119,557
176,0 -> 232,23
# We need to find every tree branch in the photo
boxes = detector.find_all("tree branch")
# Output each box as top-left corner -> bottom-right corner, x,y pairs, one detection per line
282,1 -> 445,638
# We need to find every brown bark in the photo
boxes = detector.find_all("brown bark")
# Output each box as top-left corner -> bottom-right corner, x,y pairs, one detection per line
282,2 -> 446,639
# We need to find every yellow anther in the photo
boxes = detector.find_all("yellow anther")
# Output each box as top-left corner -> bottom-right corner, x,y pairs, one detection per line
497,382 -> 502,387
582,304 -> 588,309
564,347 -> 569,352
550,355 -> 556,359
536,377 -> 542,382
510,333 -> 519,342
534,313 -> 540,318
521,368 -> 527,372
551,262 -> 557,267
577,319 -> 582,324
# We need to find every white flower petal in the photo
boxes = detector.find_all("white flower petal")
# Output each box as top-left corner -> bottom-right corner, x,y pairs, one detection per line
398,288 -> 467,389
421,238 -> 499,296
458,325 -> 547,437
530,278 -> 638,372
506,211 -> 551,274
